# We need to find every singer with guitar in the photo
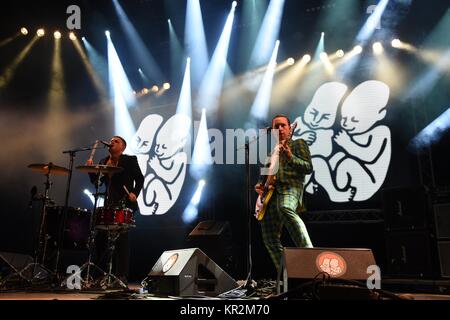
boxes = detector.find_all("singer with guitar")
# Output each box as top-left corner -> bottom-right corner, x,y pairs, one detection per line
255,115 -> 314,274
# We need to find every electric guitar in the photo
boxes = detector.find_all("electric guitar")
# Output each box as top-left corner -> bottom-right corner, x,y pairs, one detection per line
254,122 -> 297,220
254,175 -> 276,221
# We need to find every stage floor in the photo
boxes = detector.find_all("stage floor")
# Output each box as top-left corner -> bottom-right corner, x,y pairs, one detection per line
1,283 -> 450,300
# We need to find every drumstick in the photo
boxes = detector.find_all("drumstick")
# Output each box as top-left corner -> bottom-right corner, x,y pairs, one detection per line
88,140 -> 99,163
123,185 -> 130,195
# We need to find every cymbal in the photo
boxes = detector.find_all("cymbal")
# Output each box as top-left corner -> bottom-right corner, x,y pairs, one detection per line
28,163 -> 70,175
76,165 -> 123,174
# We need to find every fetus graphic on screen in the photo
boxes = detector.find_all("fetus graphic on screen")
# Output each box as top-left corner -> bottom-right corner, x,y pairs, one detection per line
293,82 -> 348,194
131,114 -> 163,176
315,80 -> 391,202
131,113 -> 191,215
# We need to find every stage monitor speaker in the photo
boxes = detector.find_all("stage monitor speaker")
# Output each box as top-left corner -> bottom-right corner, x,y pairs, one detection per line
187,221 -> 233,272
188,220 -> 231,238
144,248 -> 239,297
280,247 -> 377,293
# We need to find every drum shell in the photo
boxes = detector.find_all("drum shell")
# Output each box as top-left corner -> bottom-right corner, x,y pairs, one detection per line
95,207 -> 134,231
45,206 -> 91,250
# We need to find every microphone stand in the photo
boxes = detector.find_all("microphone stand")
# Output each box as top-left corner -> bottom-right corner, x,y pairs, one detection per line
54,144 -> 105,281
237,128 -> 271,294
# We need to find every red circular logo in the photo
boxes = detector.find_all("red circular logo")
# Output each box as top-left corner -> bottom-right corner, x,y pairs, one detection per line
315,252 -> 347,277
162,253 -> 179,273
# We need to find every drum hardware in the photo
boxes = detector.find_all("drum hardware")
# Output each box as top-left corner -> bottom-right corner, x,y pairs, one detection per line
8,141 -> 134,290
97,230 -> 128,289
95,205 -> 134,289
44,206 -> 91,250
75,164 -> 124,175
28,163 -> 62,280
27,163 -> 70,176
94,205 -> 134,289
55,142 -> 106,278
95,207 -> 135,231
60,164 -> 124,289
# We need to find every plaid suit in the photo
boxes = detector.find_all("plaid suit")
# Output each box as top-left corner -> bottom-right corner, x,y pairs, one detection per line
259,138 -> 314,273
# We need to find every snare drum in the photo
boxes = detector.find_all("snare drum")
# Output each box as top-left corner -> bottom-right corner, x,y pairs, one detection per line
95,207 -> 135,231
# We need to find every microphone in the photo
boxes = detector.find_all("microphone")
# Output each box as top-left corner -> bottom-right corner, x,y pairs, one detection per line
99,140 -> 111,147
291,121 -> 298,132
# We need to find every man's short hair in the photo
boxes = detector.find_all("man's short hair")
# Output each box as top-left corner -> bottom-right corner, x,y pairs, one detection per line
113,135 -> 127,148
272,114 -> 291,127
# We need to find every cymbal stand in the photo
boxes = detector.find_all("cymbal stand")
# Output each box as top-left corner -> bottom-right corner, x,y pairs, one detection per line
97,229 -> 127,289
56,144 -> 103,278
35,171 -> 53,267
0,172 -> 54,287
64,168 -> 106,289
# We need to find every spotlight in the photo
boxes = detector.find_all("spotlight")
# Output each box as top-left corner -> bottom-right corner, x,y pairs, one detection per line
151,85 -> 159,93
321,32 -> 325,37
53,31 -> 61,39
302,54 -> 311,63
353,45 -> 363,54
81,36 -> 86,41
105,30 -> 110,37
336,49 -> 345,58
84,189 -> 104,206
168,18 -> 171,24
20,27 -> 28,35
163,82 -> 171,90
69,32 -> 77,41
320,52 -> 328,60
199,179 -> 206,187
287,57 -> 295,66
83,189 -> 94,205
391,39 -> 401,48
36,28 -> 45,37
373,42 -> 383,55
232,1 -> 237,8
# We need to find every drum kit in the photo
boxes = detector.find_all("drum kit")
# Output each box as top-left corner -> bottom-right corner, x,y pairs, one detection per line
1,158 -> 135,290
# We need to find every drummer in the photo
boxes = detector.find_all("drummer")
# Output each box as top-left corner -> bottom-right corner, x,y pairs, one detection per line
86,135 -> 144,286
